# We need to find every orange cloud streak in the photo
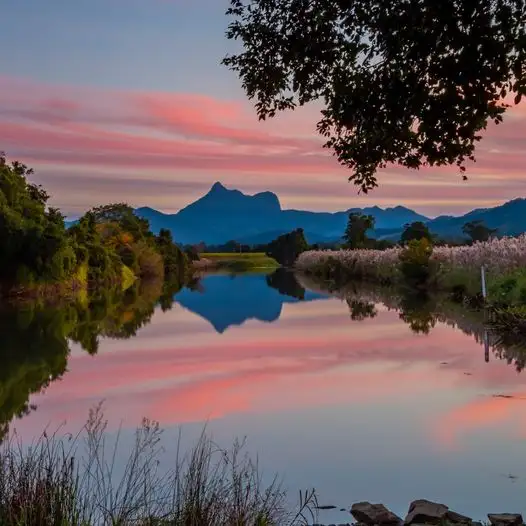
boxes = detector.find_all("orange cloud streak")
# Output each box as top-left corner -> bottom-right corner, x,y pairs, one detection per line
433,393 -> 526,451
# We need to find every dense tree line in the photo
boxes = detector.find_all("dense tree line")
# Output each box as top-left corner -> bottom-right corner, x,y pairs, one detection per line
339,212 -> 498,251
0,154 -> 189,297
265,228 -> 309,266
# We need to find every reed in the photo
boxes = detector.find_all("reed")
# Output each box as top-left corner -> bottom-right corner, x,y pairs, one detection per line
0,404 -> 317,526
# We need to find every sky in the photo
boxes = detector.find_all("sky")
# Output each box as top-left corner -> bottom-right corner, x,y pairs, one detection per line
1,0 -> 526,218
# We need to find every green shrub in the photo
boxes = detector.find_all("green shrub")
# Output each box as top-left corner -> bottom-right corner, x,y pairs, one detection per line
133,241 -> 164,279
438,267 -> 484,301
488,269 -> 526,307
399,238 -> 437,287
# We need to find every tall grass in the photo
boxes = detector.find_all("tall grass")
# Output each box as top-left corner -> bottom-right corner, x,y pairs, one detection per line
297,235 -> 526,284
197,253 -> 280,272
0,405 -> 317,525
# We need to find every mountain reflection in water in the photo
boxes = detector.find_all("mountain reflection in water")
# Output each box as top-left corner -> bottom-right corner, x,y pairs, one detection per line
2,269 -> 526,440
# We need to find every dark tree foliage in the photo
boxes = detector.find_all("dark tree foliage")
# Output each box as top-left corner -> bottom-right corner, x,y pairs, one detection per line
224,0 -> 526,190
184,246 -> 201,262
205,240 -> 253,253
370,239 -> 395,250
90,203 -> 151,241
462,219 -> 498,242
0,154 -> 189,294
399,238 -> 436,288
266,228 -> 309,266
400,221 -> 433,244
343,213 -> 375,249
68,213 -> 122,284
0,153 -> 76,287
155,228 -> 188,278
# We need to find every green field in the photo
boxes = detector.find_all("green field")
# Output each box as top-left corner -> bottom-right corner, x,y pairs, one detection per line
199,252 -> 279,270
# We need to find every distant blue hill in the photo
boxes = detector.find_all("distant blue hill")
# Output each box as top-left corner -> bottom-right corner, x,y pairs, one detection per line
135,182 -> 429,245
174,271 -> 327,334
370,198 -> 526,242
68,182 -> 526,244
425,198 -> 526,239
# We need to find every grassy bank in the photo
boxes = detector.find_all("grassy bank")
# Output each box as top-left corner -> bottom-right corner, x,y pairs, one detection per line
296,236 -> 526,328
2,262 -> 140,306
197,253 -> 280,272
0,407 -> 317,526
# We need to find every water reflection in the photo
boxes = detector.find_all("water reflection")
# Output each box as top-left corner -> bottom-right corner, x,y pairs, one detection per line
0,307 -> 70,440
174,269 -> 326,333
298,273 -> 526,369
346,299 -> 377,321
398,290 -> 437,334
0,278 -> 184,437
6,270 -> 526,520
3,269 -> 526,440
0,270 -> 326,436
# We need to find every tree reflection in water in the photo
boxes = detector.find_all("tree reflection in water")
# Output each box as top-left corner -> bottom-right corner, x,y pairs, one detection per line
4,269 -> 526,440
346,299 -> 377,321
296,272 -> 526,373
0,277 -> 185,440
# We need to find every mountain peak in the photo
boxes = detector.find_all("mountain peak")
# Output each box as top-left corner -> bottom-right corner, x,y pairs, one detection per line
210,181 -> 227,193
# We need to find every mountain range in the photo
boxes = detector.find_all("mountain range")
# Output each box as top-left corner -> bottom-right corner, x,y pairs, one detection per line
136,182 -> 429,245
135,182 -> 526,245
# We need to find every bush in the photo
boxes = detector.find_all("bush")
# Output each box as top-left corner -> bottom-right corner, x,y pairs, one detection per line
488,269 -> 526,307
399,238 -> 437,287
266,229 -> 308,266
155,229 -> 188,277
133,241 -> 164,280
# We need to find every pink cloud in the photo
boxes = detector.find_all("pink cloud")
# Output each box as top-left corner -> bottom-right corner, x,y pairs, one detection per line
1,75 -> 525,215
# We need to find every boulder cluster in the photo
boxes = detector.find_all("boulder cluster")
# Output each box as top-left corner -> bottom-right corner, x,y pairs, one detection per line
311,499 -> 523,526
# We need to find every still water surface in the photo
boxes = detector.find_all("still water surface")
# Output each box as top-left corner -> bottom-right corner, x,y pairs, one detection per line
6,270 -> 526,521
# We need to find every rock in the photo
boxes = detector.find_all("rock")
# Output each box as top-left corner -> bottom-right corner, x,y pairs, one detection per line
446,510 -> 473,524
405,499 -> 449,525
488,514 -> 523,526
351,502 -> 402,525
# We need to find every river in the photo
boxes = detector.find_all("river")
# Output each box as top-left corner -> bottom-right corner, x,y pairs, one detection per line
4,269 -> 526,522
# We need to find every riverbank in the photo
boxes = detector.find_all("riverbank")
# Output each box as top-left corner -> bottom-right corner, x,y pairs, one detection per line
311,500 -> 523,526
194,252 -> 280,272
296,236 -> 526,330
1,262 -> 138,305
